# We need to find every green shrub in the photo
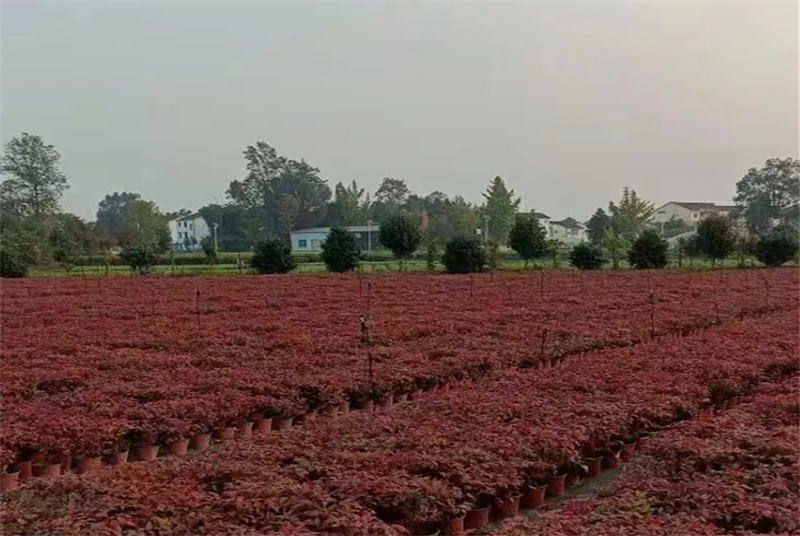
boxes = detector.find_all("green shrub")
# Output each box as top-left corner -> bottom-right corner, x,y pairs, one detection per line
379,214 -> 422,266
508,215 -> 546,268
321,226 -> 361,273
696,214 -> 736,267
0,248 -> 29,277
628,229 -> 668,269
569,243 -> 605,270
252,238 -> 296,274
119,248 -> 159,274
755,228 -> 799,267
442,235 -> 487,274
486,240 -> 504,271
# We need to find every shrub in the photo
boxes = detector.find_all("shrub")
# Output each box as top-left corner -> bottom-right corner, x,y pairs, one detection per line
379,214 -> 422,267
119,248 -> 159,274
569,243 -> 604,270
508,216 -> 546,268
201,237 -> 218,264
442,235 -> 486,274
252,238 -> 296,274
424,236 -> 439,272
0,248 -> 29,277
321,226 -> 360,273
755,228 -> 799,267
696,214 -> 736,267
486,240 -> 504,271
628,229 -> 668,269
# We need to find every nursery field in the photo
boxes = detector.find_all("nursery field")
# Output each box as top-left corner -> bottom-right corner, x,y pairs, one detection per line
1,269 -> 798,535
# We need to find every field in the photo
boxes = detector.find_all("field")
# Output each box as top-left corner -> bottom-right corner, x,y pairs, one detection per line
1,268 -> 798,535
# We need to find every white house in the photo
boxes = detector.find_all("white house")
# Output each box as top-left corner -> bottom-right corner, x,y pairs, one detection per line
652,202 -> 736,225
550,217 -> 587,245
290,225 -> 380,252
169,213 -> 210,252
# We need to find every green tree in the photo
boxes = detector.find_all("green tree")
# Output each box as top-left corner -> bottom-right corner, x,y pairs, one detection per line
734,157 -> 800,233
48,214 -> 90,271
370,177 -> 410,223
321,226 -> 360,273
695,214 -> 736,267
378,213 -> 422,268
628,229 -> 669,269
486,239 -> 504,271
227,142 -> 331,236
424,235 -> 440,272
569,243 -> 605,270
252,237 -> 297,274
0,215 -> 37,277
586,208 -> 612,245
327,180 -> 371,226
0,133 -> 69,218
508,215 -> 547,268
660,216 -> 695,239
96,192 -> 142,244
544,238 -> 564,268
481,176 -> 521,243
755,227 -> 799,267
602,228 -> 630,269
608,187 -> 654,240
198,204 -> 261,252
442,235 -> 486,274
119,200 -> 170,273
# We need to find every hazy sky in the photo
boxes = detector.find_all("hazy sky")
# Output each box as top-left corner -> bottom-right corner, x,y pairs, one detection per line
2,1 -> 797,221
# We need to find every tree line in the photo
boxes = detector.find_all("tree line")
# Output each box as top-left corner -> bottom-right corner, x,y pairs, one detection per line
1,132 -> 798,276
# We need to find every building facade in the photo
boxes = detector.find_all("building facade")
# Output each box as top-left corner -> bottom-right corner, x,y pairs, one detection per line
169,213 -> 210,252
652,202 -> 736,225
290,225 -> 381,252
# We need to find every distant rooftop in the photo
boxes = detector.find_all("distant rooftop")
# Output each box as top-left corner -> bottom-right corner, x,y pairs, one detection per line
667,202 -> 736,212
292,225 -> 376,234
172,212 -> 202,222
551,217 -> 585,230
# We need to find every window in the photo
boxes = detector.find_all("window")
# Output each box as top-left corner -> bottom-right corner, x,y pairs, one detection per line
298,239 -> 308,248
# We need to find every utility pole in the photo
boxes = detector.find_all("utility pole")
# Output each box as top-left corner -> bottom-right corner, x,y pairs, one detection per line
212,223 -> 220,255
482,214 -> 491,244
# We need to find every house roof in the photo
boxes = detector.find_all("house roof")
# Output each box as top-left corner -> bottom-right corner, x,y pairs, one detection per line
667,202 -> 734,212
172,212 -> 202,222
291,225 -> 376,235
518,211 -> 551,220
551,217 -> 585,230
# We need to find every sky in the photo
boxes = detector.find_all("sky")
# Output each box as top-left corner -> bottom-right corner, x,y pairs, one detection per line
2,1 -> 797,222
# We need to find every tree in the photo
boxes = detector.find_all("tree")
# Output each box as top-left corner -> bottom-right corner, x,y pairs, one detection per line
695,214 -> 736,267
198,204 -> 261,252
0,133 -> 69,218
441,235 -> 486,274
226,142 -> 331,236
569,243 -> 605,270
326,180 -> 371,226
544,239 -> 564,268
486,240 -> 504,272
0,217 -> 37,277
734,157 -> 800,233
424,235 -> 439,272
48,214 -> 90,271
371,178 -> 410,223
608,187 -> 654,240
379,214 -> 422,268
602,228 -> 630,269
96,192 -> 142,243
320,226 -> 360,273
586,208 -> 612,245
118,200 -> 170,273
481,176 -> 521,243
660,216 -> 695,239
628,229 -> 668,269
252,237 -> 297,274
508,215 -> 547,268
755,227 -> 799,267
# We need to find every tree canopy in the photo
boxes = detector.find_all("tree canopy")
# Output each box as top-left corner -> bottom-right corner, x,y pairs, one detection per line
586,208 -> 612,245
481,176 -> 520,243
734,157 -> 799,234
695,214 -> 736,267
608,187 -> 654,240
508,215 -> 547,267
96,192 -> 142,244
0,133 -> 69,218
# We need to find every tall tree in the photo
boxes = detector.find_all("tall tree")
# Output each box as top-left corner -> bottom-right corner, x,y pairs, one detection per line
226,142 -> 331,236
118,199 -> 170,254
379,213 -> 422,268
198,204 -> 261,252
481,176 -> 521,243
602,228 -> 630,269
371,177 -> 410,222
0,133 -> 69,217
96,192 -> 142,243
734,157 -> 800,234
695,213 -> 736,267
586,208 -> 613,245
608,187 -> 654,240
508,214 -> 547,268
327,180 -> 371,226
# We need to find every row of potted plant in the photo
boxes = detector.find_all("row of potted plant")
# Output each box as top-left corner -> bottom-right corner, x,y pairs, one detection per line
3,270 -> 794,467
2,309 -> 796,534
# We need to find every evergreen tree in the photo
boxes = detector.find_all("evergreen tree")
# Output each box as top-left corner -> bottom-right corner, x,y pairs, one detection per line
321,226 -> 360,273
442,235 -> 486,274
586,208 -> 612,245
628,229 -> 668,269
696,214 -> 736,267
508,215 -> 546,268
569,243 -> 605,270
755,226 -> 799,267
481,176 -> 521,243
252,237 -> 296,274
379,213 -> 422,268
